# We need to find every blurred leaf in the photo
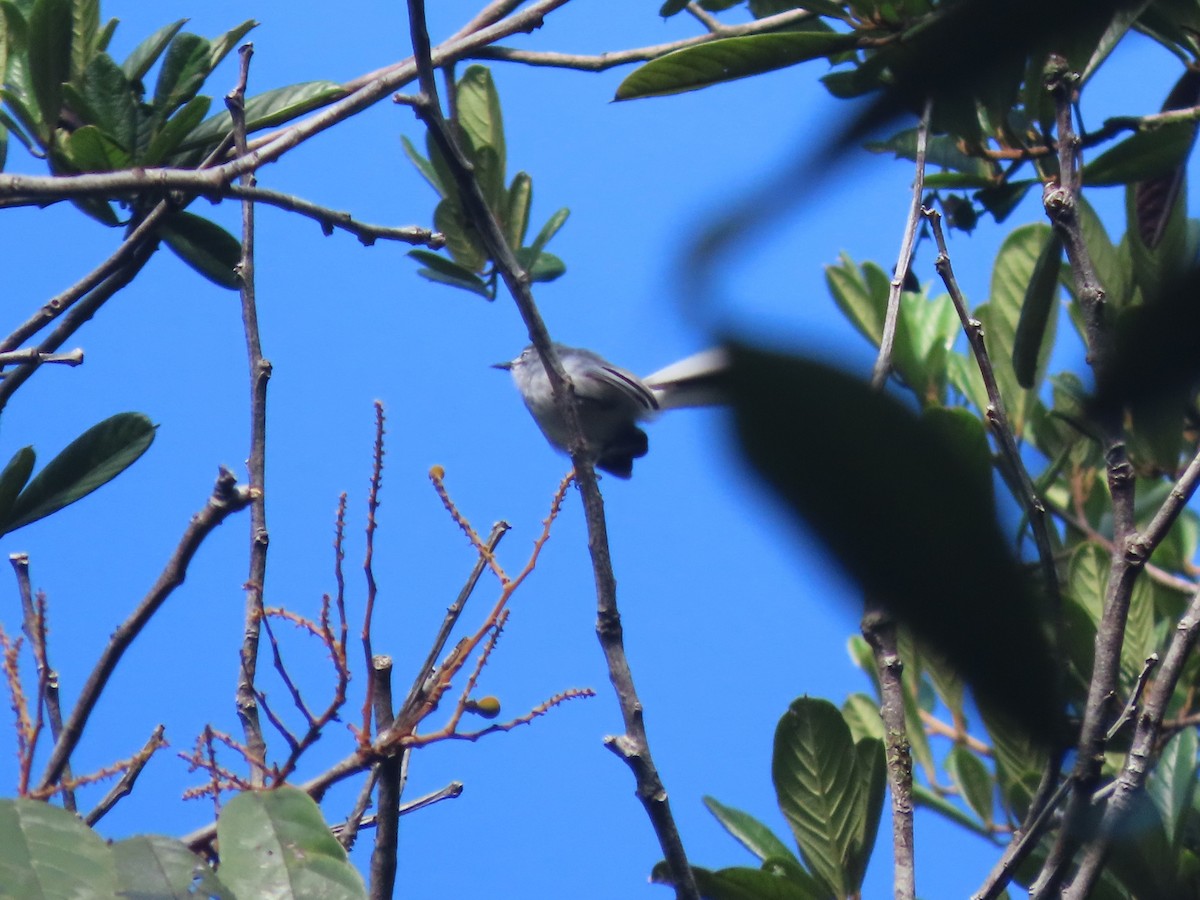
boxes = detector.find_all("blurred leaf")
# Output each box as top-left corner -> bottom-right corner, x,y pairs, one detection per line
112,835 -> 234,900
912,783 -> 996,839
216,787 -> 365,900
145,94 -> 210,164
729,345 -> 1063,741
178,81 -> 344,156
1133,67 -> 1200,251
0,797 -> 118,896
207,19 -> 256,73
518,248 -> 566,283
868,130 -> 992,179
70,0 -> 98,81
504,171 -> 532,249
616,31 -> 857,100
841,692 -> 884,743
702,796 -> 798,864
946,745 -> 995,826
1083,122 -> 1197,187
659,0 -> 689,17
408,249 -> 492,299
1148,727 -> 1198,850
527,206 -> 569,261
652,862 -> 824,900
402,134 -> 445,198
847,737 -> 885,890
80,52 -> 135,150
434,198 -> 488,273
27,0 -> 72,133
752,0 -> 847,16
976,180 -> 1037,224
2,413 -> 155,533
1121,574 -> 1156,688
1075,194 -> 1131,310
152,32 -> 210,115
772,697 -> 866,898
979,703 -> 1047,822
161,211 -> 242,289
456,64 -> 505,180
0,446 -> 34,524
121,18 -> 186,82
62,122 -> 129,170
1013,229 -> 1064,390
472,144 -> 505,222
825,254 -> 885,347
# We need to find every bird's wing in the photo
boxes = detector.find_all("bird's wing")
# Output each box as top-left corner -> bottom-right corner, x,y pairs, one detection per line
643,348 -> 729,410
576,362 -> 659,413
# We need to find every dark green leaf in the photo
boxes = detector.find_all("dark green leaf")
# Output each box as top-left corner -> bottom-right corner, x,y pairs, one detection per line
62,123 -> 129,170
912,783 -> 996,839
652,862 -> 823,900
868,130 -> 992,179
841,693 -> 884,743
729,345 -> 1063,742
80,52 -> 136,151
160,211 -> 242,289
1083,122 -> 1197,187
847,737 -> 885,890
522,249 -> 566,283
659,0 -> 689,17
504,171 -> 532,249
945,745 -> 995,826
2,413 -> 155,533
616,31 -> 858,100
216,786 -> 365,900
1013,230 -> 1063,390
177,81 -> 344,156
402,134 -> 444,198
825,254 -> 885,347
121,18 -> 186,82
772,697 -> 861,898
27,0 -> 72,132
112,835 -> 234,900
752,0 -> 847,17
409,250 -> 492,298
152,32 -> 211,115
976,180 -> 1036,223
702,796 -> 798,864
0,798 -> 118,896
0,446 -> 34,524
434,198 -> 487,272
70,0 -> 98,81
472,144 -> 505,222
145,94 -> 210,164
1148,728 -> 1198,849
527,207 -> 569,261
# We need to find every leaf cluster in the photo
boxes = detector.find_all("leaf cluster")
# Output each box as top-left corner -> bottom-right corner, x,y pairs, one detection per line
404,65 -> 569,300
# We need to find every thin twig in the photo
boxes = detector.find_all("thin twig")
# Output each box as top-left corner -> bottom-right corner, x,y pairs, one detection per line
228,44 -> 270,786
360,402 -> 386,741
369,655 -> 401,900
37,468 -> 254,791
871,98 -> 931,389
84,725 -> 168,826
329,782 -> 464,841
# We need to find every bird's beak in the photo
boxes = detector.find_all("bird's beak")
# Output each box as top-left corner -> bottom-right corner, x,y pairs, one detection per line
491,360 -> 514,371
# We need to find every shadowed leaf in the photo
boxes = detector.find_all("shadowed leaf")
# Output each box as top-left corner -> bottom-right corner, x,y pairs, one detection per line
161,211 -> 242,289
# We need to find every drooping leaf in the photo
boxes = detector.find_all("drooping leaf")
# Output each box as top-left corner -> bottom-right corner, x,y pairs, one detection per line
402,134 -> 445,198
27,0 -> 72,133
408,249 -> 492,299
651,862 -> 823,900
0,446 -> 34,524
912,783 -> 996,839
0,798 -> 118,896
702,796 -> 798,864
945,745 -> 995,827
729,345 -> 1063,741
1013,229 -> 1064,390
616,31 -> 858,100
112,835 -> 234,900
160,211 -> 242,289
121,18 -> 186,83
216,787 -> 366,900
1,413 -> 155,534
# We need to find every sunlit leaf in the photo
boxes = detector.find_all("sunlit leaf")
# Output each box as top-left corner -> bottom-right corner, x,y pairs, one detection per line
177,81 -> 344,156
121,18 -> 186,82
160,211 -> 242,289
152,31 -> 211,115
702,796 -> 798,864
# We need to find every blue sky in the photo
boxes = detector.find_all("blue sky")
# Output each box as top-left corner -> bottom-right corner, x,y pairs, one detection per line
0,2 -> 1194,897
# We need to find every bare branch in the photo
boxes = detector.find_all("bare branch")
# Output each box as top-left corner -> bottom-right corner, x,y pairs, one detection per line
84,725 -> 168,826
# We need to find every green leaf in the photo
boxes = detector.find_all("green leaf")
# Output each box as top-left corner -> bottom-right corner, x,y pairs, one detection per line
27,0 -> 72,132
207,19 -> 256,73
472,144 -> 505,222
702,796 -> 799,864
216,787 -> 366,900
177,81 -> 344,156
616,31 -> 858,100
62,122 -> 129,170
152,31 -> 210,115
121,18 -> 186,82
912,783 -> 996,839
841,693 -> 884,743
652,862 -> 824,900
1075,193 -> 1131,310
847,737 -> 885,890
456,64 -> 505,180
1148,727 -> 1198,849
112,834 -> 234,899
145,94 -> 210,164
772,697 -> 861,898
161,211 -> 242,289
945,745 -> 995,826
408,249 -> 492,299
2,413 -> 155,533
504,171 -> 532,249
1083,122 -> 1197,187
527,206 -> 569,262
824,254 -> 886,347
0,798 -> 118,896
1012,230 -> 1063,390
0,446 -> 34,525
81,52 -> 136,151
402,134 -> 444,198
729,345 -> 1063,741
434,197 -> 487,273
659,0 -> 689,17
69,0 -> 97,81
521,249 -> 566,283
